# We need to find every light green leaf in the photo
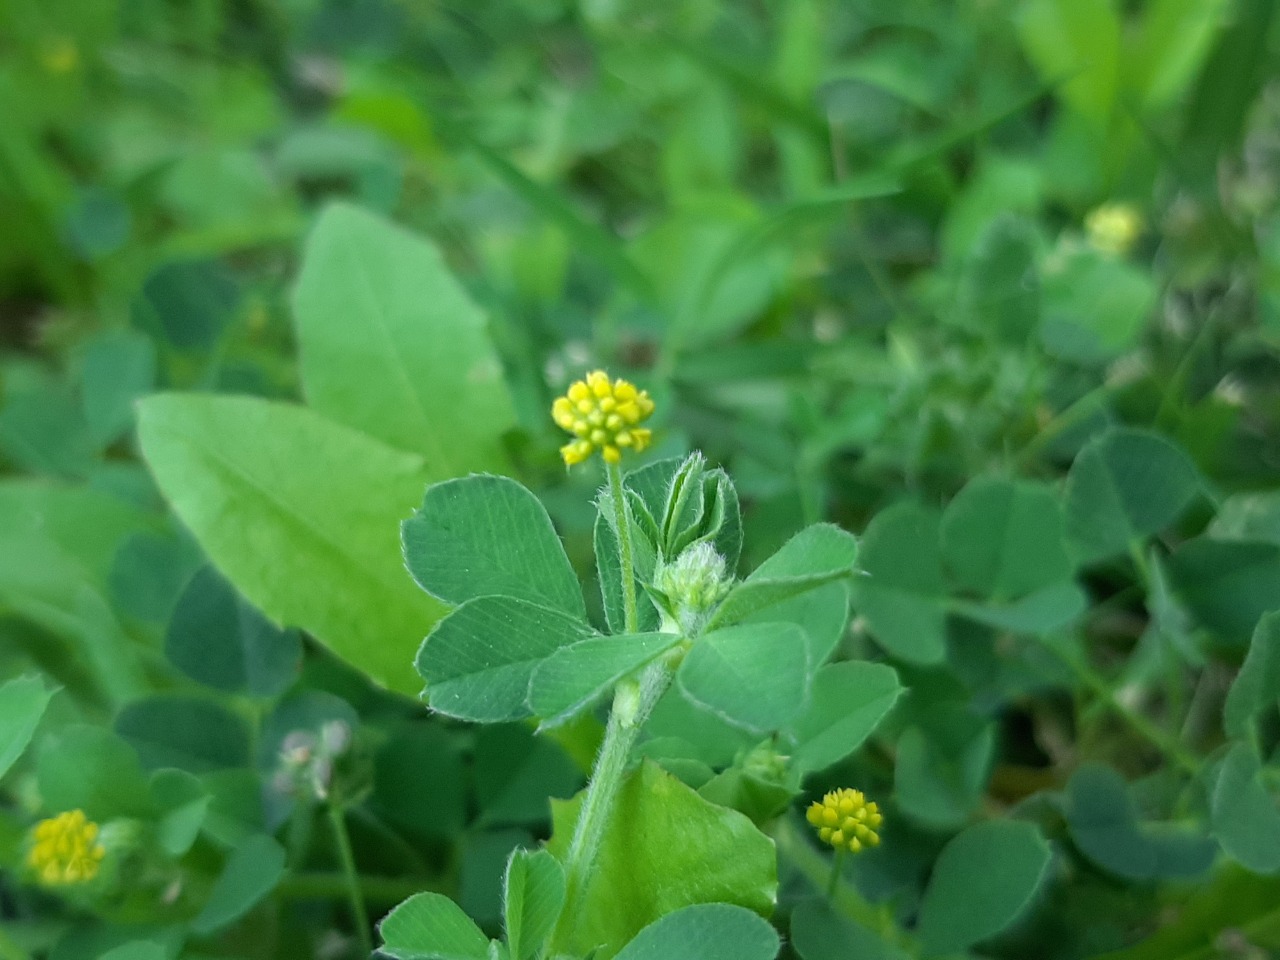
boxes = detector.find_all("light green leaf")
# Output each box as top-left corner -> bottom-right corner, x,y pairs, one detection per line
1127,0 -> 1231,109
192,833 -> 287,934
613,904 -> 780,960
1064,429 -> 1201,563
1016,0 -> 1121,132
379,892 -> 490,960
1041,249 -> 1156,363
941,476 -> 1072,600
1212,744 -> 1280,874
547,761 -> 776,959
137,393 -> 444,695
1224,612 -> 1280,738
293,202 -> 514,470
530,632 -> 682,727
417,596 -> 595,722
0,675 -> 53,780
852,502 -> 947,664
916,820 -> 1051,956
38,725 -> 150,820
1210,491 -> 1280,544
678,622 -> 810,733
504,848 -> 566,960
786,661 -> 902,775
709,524 -> 857,630
403,474 -> 583,617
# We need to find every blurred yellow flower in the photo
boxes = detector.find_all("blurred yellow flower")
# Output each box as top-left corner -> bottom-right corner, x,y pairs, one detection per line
552,370 -> 654,466
806,788 -> 883,854
1085,203 -> 1143,256
41,38 -> 80,74
28,809 -> 106,885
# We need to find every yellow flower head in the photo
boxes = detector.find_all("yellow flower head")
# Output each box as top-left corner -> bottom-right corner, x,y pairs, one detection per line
27,809 -> 106,886
552,370 -> 655,467
1085,203 -> 1143,257
806,788 -> 883,854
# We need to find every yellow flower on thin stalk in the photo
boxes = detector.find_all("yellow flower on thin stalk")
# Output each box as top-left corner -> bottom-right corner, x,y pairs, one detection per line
27,809 -> 106,885
552,370 -> 655,467
807,787 -> 883,854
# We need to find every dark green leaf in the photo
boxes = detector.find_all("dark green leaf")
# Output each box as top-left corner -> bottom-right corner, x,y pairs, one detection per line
0,675 -> 54,780
917,820 -> 1051,955
1211,744 -> 1280,874
115,696 -> 250,774
786,661 -> 902,775
1224,612 -> 1280,737
191,833 -> 287,934
1167,538 -> 1280,647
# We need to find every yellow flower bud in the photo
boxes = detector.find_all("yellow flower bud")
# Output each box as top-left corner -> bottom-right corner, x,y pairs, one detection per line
1085,203 -> 1143,257
27,810 -> 106,886
806,788 -> 883,854
551,371 -> 655,468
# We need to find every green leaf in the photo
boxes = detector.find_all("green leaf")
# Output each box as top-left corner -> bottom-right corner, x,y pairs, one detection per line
1210,491 -> 1280,544
744,582 -> 849,670
917,820 -> 1051,955
1016,0 -> 1121,132
941,476 -> 1072,600
1041,250 -> 1157,363
504,848 -> 566,960
293,202 -> 515,470
895,708 -> 996,828
474,724 -> 583,826
417,596 -> 595,722
1212,744 -> 1280,874
678,622 -> 810,733
164,565 -> 301,697
79,329 -> 156,447
403,474 -> 584,617
547,761 -> 776,959
709,524 -> 858,630
529,632 -> 682,727
1064,429 -> 1201,563
790,899 -> 909,960
374,723 -> 466,841
192,833 -> 287,935
137,393 -> 444,695
149,768 -> 210,857
1127,0 -> 1231,109
952,581 -> 1088,635
785,661 -> 902,775
0,675 -> 54,780
99,943 -> 168,960
37,725 -> 150,820
954,215 -> 1040,343
379,891 -> 490,960
1167,538 -> 1280,647
1224,612 -> 1280,738
613,904 -> 780,960
1066,764 -> 1217,880
852,503 -> 947,664
115,695 -> 250,774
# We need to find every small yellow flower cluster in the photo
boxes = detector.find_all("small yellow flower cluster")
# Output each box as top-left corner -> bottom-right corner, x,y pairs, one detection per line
1085,203 -> 1143,257
552,371 -> 655,466
27,809 -> 106,885
806,788 -> 883,854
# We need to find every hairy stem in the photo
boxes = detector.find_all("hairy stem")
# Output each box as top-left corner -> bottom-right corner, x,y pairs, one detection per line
550,659 -> 674,953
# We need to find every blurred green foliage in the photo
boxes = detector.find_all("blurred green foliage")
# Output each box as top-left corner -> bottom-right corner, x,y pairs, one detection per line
2,0 -> 1280,957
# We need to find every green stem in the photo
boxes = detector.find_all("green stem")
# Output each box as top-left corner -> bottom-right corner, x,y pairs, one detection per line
1049,644 -> 1201,776
550,659 -> 675,953
826,847 -> 846,900
328,803 -> 373,958
607,461 -> 639,632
